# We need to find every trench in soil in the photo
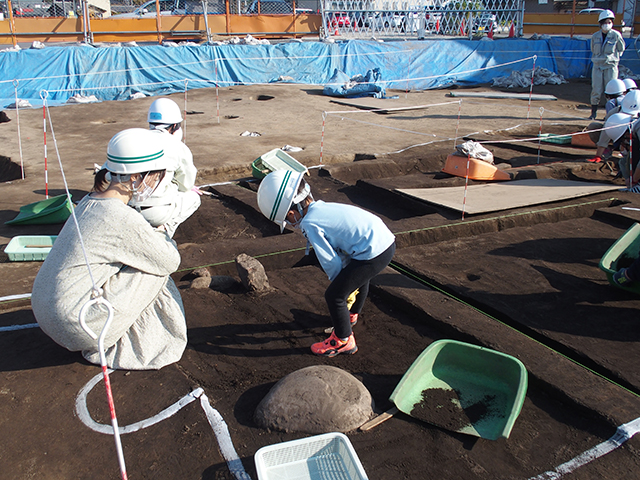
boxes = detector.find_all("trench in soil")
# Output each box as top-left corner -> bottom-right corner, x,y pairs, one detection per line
183,138 -> 634,399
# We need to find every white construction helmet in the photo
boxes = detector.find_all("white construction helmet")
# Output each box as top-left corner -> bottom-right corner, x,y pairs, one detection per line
604,112 -> 634,142
623,78 -> 638,91
106,128 -> 167,174
605,79 -> 626,96
598,9 -> 615,22
621,90 -> 640,115
147,98 -> 183,125
257,170 -> 308,232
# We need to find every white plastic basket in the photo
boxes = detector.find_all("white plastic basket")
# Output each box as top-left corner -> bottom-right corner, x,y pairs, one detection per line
254,432 -> 369,480
4,235 -> 57,261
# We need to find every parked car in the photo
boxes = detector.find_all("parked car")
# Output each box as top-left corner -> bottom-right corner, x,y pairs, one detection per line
330,11 -> 351,27
424,5 -> 443,30
472,12 -> 498,34
371,11 -> 404,29
111,0 -> 175,18
578,7 -> 604,14
244,0 -> 293,15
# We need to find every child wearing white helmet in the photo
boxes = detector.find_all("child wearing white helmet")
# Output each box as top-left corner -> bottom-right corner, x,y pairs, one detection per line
589,10 -> 625,120
587,89 -> 640,163
623,78 -> 637,93
132,97 -> 201,238
31,128 -> 188,370
604,112 -> 640,189
604,78 -> 626,114
257,170 -> 396,357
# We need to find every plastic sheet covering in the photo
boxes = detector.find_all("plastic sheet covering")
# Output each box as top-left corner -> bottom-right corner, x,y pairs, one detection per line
323,68 -> 385,98
0,37 -> 639,109
454,140 -> 494,164
491,67 -> 567,89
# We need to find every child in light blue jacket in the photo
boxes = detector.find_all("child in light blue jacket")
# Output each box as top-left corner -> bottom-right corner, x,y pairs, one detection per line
257,170 -> 396,357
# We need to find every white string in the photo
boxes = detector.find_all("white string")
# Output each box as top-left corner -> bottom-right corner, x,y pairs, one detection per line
44,100 -> 100,295
28,55 -> 538,97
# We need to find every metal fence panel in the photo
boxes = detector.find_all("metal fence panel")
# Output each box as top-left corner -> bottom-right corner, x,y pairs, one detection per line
321,0 -> 524,39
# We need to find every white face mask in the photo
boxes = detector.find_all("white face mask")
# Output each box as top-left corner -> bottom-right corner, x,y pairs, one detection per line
131,174 -> 156,203
173,126 -> 183,142
601,23 -> 612,33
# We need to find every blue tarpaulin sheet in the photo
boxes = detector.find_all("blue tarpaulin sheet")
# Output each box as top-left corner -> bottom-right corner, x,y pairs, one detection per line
0,37 -> 638,109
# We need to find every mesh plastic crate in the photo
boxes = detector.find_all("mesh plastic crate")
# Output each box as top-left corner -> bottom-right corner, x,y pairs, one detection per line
254,432 -> 368,480
4,235 -> 57,261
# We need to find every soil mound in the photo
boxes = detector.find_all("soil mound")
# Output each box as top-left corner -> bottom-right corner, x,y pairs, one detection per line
254,365 -> 374,433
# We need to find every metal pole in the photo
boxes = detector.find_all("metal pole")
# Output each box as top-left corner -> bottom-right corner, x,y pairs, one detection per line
202,0 -> 212,42
155,0 -> 163,44
6,0 -> 18,47
570,0 -> 576,38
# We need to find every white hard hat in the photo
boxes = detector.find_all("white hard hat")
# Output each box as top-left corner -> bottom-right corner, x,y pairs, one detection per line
604,112 -> 634,142
598,9 -> 615,22
621,90 -> 640,115
605,79 -> 626,96
147,97 -> 183,125
623,78 -> 637,90
106,128 -> 167,174
257,170 -> 307,233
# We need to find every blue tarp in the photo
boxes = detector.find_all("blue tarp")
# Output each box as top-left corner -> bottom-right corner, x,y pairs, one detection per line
0,37 -> 638,109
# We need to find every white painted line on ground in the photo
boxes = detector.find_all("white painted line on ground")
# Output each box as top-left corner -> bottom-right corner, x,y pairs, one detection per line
0,293 -> 31,302
529,416 -> 640,480
76,371 -> 252,480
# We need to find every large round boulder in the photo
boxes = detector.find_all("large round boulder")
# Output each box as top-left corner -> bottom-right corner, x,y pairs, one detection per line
254,365 -> 374,433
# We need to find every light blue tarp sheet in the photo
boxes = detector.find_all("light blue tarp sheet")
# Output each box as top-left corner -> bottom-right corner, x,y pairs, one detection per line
0,36 -> 638,109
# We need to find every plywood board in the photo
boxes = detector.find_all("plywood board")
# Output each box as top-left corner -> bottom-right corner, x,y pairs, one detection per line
447,92 -> 557,101
397,179 -> 619,215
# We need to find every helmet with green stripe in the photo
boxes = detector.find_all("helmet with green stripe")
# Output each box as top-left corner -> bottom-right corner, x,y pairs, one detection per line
257,170 -> 307,233
106,128 -> 167,174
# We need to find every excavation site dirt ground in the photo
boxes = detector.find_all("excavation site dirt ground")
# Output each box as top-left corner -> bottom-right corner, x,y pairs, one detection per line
2,79 -> 640,479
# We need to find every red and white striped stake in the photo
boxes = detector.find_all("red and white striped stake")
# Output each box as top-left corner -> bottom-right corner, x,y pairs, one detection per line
101,364 -> 127,480
537,106 -> 544,164
319,111 -> 327,164
454,100 -> 462,148
462,152 -> 471,220
183,79 -> 188,143
527,55 -> 537,120
41,92 -> 49,199
215,59 -> 220,124
79,298 -> 127,480
13,80 -> 24,179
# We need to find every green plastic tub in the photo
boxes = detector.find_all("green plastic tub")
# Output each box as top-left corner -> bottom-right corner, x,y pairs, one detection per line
389,339 -> 528,440
251,148 -> 308,180
538,133 -> 572,145
599,222 -> 640,294
5,194 -> 73,225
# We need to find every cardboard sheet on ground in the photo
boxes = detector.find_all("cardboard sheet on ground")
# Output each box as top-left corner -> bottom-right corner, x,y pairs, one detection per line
397,179 -> 619,215
329,97 -> 434,113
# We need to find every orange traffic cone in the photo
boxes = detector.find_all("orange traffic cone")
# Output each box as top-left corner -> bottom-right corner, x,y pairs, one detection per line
508,22 -> 515,38
487,23 -> 494,39
435,18 -> 440,33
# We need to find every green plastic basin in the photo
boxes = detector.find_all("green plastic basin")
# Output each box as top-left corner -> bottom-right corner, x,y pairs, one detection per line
5,194 -> 73,225
599,222 -> 640,294
389,339 -> 528,440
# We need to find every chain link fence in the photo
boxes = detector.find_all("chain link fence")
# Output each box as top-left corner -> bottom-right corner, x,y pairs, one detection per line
0,0 -> 305,18
322,0 -> 524,39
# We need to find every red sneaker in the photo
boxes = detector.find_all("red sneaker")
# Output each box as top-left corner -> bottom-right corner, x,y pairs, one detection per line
587,156 -> 602,163
349,313 -> 358,326
311,332 -> 358,357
